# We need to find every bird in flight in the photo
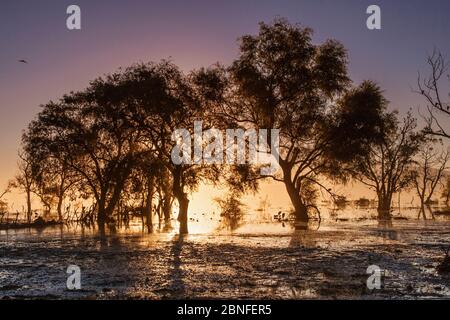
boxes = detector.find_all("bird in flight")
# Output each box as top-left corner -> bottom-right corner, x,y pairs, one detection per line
18,59 -> 28,64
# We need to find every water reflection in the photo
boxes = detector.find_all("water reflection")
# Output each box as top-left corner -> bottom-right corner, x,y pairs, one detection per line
289,230 -> 318,248
375,220 -> 398,241
169,234 -> 186,295
416,205 -> 437,220
2,213 -> 450,299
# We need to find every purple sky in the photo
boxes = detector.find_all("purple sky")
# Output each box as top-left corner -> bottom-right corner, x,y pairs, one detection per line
1,0 -> 450,204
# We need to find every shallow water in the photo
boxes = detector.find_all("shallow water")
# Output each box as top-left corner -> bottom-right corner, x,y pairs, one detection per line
1,208 -> 450,299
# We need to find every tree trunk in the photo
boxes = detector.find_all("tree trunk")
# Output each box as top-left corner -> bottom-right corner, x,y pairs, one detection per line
420,203 -> 427,220
282,171 -> 308,224
162,195 -> 171,222
145,176 -> 155,233
418,194 -> 427,220
172,165 -> 189,234
57,197 -> 64,222
177,195 -> 189,234
97,161 -> 133,228
26,189 -> 32,223
163,196 -> 172,222
377,194 -> 392,220
97,199 -> 107,226
426,205 -> 435,220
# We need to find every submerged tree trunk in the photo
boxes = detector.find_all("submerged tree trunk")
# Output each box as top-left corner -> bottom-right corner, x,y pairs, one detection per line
282,164 -> 309,224
173,165 -> 189,234
163,196 -> 172,223
97,204 -> 107,226
96,185 -> 108,226
161,177 -> 173,224
426,204 -> 435,220
419,203 -> 427,220
95,160 -> 133,228
26,190 -> 32,223
145,176 -> 155,233
57,197 -> 63,222
418,194 -> 427,220
377,194 -> 392,220
285,183 -> 308,222
177,195 -> 189,234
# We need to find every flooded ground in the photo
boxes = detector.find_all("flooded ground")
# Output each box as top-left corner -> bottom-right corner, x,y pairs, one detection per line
1,208 -> 450,300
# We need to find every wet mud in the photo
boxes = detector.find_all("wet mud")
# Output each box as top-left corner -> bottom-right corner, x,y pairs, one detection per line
0,219 -> 449,299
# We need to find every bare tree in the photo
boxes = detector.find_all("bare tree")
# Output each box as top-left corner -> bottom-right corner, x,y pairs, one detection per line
442,177 -> 450,205
416,49 -> 450,140
0,182 -> 12,223
30,157 -> 79,222
413,140 -> 450,219
10,150 -> 34,223
351,113 -> 423,219
0,183 -> 11,201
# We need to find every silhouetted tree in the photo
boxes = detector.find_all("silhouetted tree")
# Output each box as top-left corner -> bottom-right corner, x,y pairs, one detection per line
126,160 -> 161,232
25,74 -> 146,226
157,167 -> 174,224
416,50 -> 450,140
221,19 -> 386,224
413,140 -> 449,219
88,62 -> 227,233
0,183 -> 12,223
27,152 -> 79,221
24,60 -> 232,233
351,112 -> 423,219
0,183 -> 11,202
11,150 -> 34,223
135,62 -> 226,234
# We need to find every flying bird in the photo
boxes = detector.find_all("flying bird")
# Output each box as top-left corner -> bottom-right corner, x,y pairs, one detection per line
18,59 -> 28,64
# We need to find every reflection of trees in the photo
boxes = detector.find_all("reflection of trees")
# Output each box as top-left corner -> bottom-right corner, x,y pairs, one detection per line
289,230 -> 318,248
168,235 -> 186,296
256,196 -> 271,221
417,205 -> 436,220
376,220 -> 398,241
333,196 -> 349,210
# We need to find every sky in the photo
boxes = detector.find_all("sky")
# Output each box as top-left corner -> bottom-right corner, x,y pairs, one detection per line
1,0 -> 450,211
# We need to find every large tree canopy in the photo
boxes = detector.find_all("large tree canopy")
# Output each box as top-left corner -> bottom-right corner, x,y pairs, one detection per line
218,19 -> 387,223
24,61 -> 229,233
